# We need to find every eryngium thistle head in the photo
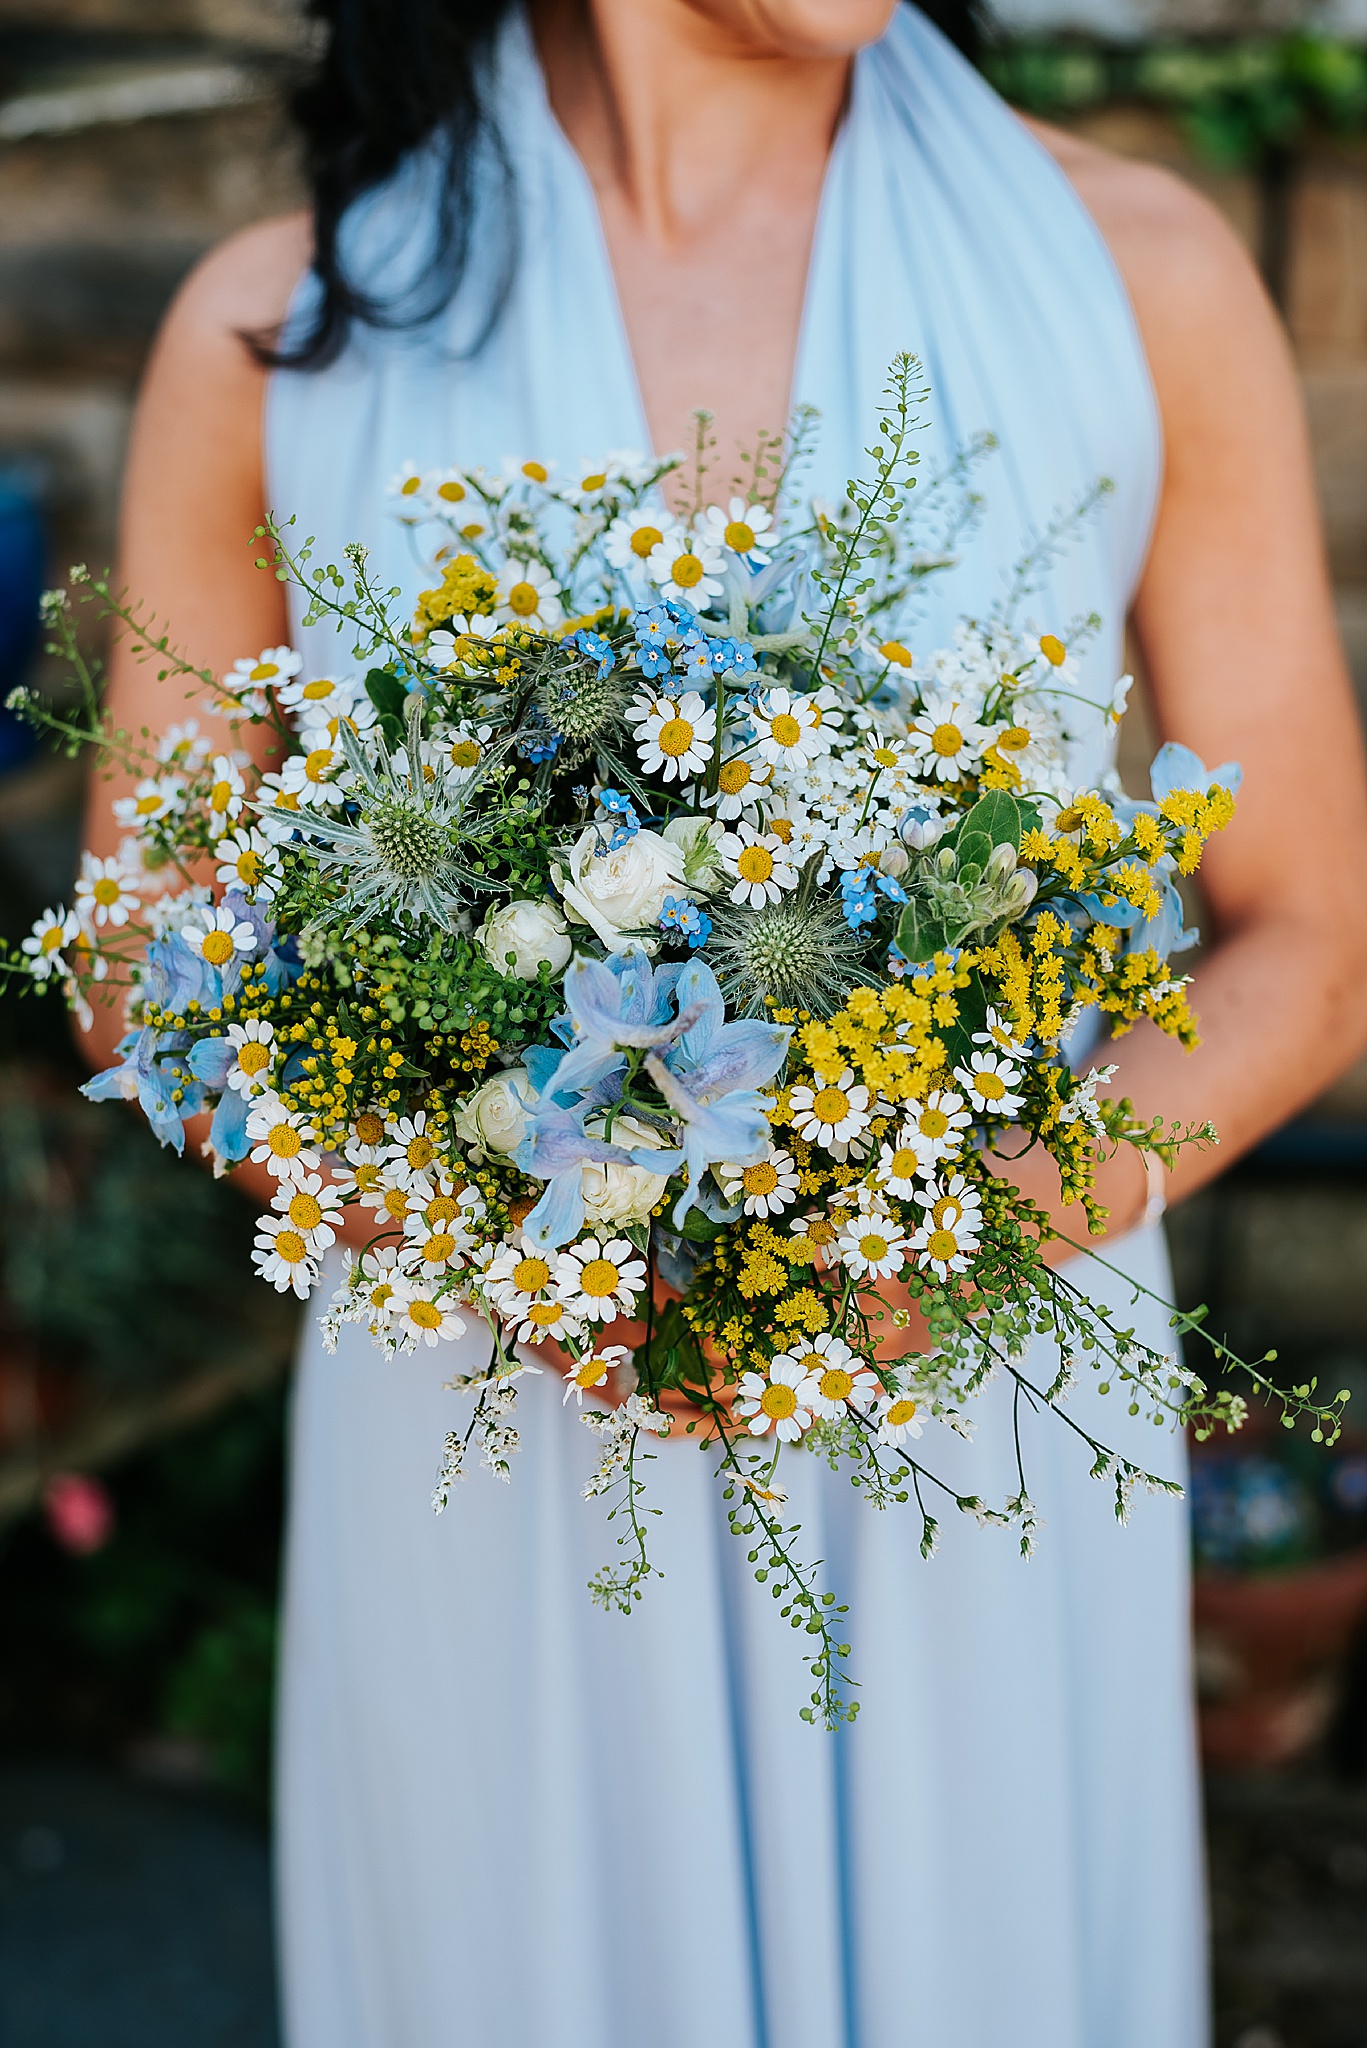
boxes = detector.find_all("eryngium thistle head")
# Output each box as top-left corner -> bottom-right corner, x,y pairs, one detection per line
366,799 -> 450,882
536,663 -> 631,741
707,890 -> 873,1017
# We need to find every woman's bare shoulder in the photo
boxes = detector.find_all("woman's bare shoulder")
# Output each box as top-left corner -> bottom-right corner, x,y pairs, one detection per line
1017,113 -> 1276,376
156,211 -> 313,362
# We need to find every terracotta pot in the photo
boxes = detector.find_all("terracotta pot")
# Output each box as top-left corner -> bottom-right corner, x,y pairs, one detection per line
1193,1544 -> 1367,1768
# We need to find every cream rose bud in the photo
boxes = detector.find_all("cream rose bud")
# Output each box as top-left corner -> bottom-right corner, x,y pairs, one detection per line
553,826 -> 687,952
581,1114 -> 672,1226
478,898 -> 572,981
450,1067 -> 531,1159
661,814 -> 725,893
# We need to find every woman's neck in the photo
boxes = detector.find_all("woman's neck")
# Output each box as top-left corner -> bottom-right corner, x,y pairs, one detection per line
533,0 -> 854,486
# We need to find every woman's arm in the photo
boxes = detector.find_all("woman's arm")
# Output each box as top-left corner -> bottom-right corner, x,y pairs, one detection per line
80,213 -> 310,1216
1004,129 -> 1367,1250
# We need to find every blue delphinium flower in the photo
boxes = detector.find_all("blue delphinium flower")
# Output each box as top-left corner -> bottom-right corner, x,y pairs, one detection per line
570,628 -> 615,680
632,606 -> 673,679
596,788 -> 640,850
840,869 -> 879,928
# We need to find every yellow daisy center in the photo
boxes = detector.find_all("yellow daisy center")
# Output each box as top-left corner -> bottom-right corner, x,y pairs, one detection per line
353,1163 -> 382,1192
811,1086 -> 850,1126
407,1299 -> 444,1330
449,740 -> 480,768
741,1161 -> 779,1196
918,1107 -> 949,1140
760,1382 -> 798,1420
354,1112 -> 386,1146
237,1041 -> 270,1076
92,877 -> 122,906
1039,634 -> 1066,666
369,1283 -> 394,1309
736,845 -> 774,883
304,747 -> 333,780
423,1233 -> 456,1265
890,1146 -> 919,1179
522,461 -> 548,482
437,479 -> 465,501
275,1230 -> 308,1264
267,1123 -> 302,1160
871,746 -> 900,768
406,1133 -> 436,1170
234,850 -> 262,884
631,524 -> 663,558
718,759 -> 751,794
302,678 -> 335,699
508,581 -> 540,616
769,712 -> 802,748
427,1194 -> 461,1226
580,472 -> 607,491
400,475 -> 422,495
135,793 -> 161,815
879,641 -> 912,668
200,930 -> 235,966
886,1396 -> 918,1427
724,518 -> 756,553
931,722 -> 963,757
288,1191 -> 323,1231
578,1257 -> 621,1299
859,1233 -> 890,1263
513,1256 -> 552,1294
656,717 -> 695,758
575,1355 -> 610,1387
932,1195 -> 964,1229
975,1072 -> 1007,1101
383,1188 -> 410,1220
998,725 -> 1032,752
527,1300 -> 562,1327
818,1366 -> 853,1402
40,925 -> 65,952
249,661 -> 279,681
926,1229 -> 959,1262
671,553 -> 704,588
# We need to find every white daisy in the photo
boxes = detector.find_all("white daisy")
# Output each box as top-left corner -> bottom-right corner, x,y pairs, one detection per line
876,1133 -> 927,1199
215,828 -> 281,900
440,722 -> 494,786
645,532 -> 724,606
699,497 -> 776,565
604,509 -> 677,572
717,1146 -> 800,1217
387,1279 -> 467,1348
910,1174 -> 984,1280
554,1237 -> 647,1322
788,1069 -> 872,1154
427,616 -> 500,669
907,694 -> 988,782
383,1111 -> 445,1187
560,1344 -> 632,1405
277,671 -> 360,723
204,754 -> 246,825
972,1007 -> 1030,1057
21,906 -> 79,981
222,1018 -> 276,1097
628,691 -> 716,783
156,720 -> 211,769
750,688 -> 823,770
778,1334 -> 878,1420
496,560 -> 563,627
252,1215 -> 320,1299
482,1240 -> 561,1321
717,822 -> 797,908
270,1172 -> 344,1254
112,776 -> 184,830
874,1382 -> 926,1446
281,742 -> 345,802
180,904 -> 257,969
735,1355 -> 818,1442
982,706 -> 1058,787
835,1213 -> 909,1281
74,852 -> 139,931
357,1244 -> 405,1321
702,753 -> 765,821
255,772 -> 304,840
954,1049 -> 1025,1119
901,1090 -> 972,1166
246,1095 -> 320,1183
219,645 -> 301,717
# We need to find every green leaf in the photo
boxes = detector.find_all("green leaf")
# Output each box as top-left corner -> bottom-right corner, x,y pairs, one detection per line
895,900 -> 949,964
948,790 -> 1023,855
365,666 -> 407,723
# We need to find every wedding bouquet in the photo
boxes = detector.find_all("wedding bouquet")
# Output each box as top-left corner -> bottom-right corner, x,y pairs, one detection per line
14,358 -> 1344,1724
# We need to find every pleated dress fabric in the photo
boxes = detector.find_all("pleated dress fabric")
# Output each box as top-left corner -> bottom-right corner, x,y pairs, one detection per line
268,10 -> 1208,2045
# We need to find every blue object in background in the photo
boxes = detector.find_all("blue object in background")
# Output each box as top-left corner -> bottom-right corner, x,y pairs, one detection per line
0,478 -> 45,776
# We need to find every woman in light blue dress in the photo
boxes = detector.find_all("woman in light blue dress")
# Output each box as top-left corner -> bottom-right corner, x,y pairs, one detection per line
88,3 -> 1367,2044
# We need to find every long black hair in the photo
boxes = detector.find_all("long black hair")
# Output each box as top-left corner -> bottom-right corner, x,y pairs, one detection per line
268,1 -> 987,370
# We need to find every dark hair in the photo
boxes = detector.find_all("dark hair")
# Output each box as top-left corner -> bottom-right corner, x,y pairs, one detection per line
269,0 -> 987,371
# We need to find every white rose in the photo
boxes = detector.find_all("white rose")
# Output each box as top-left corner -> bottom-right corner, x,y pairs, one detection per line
450,1067 -> 531,1160
478,898 -> 572,981
581,1114 -> 672,1226
553,827 -> 687,953
661,814 -> 725,894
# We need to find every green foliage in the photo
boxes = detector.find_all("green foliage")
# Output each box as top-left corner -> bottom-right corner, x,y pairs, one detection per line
985,31 -> 1367,169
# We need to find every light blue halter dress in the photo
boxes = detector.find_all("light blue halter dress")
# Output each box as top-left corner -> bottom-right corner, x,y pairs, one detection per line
267,11 -> 1207,2045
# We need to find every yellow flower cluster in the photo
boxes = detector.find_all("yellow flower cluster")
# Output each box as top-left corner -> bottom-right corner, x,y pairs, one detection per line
790,964 -> 965,1107
412,553 -> 499,638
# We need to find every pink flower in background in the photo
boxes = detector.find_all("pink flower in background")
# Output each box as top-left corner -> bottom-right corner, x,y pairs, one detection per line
43,1472 -> 114,1555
